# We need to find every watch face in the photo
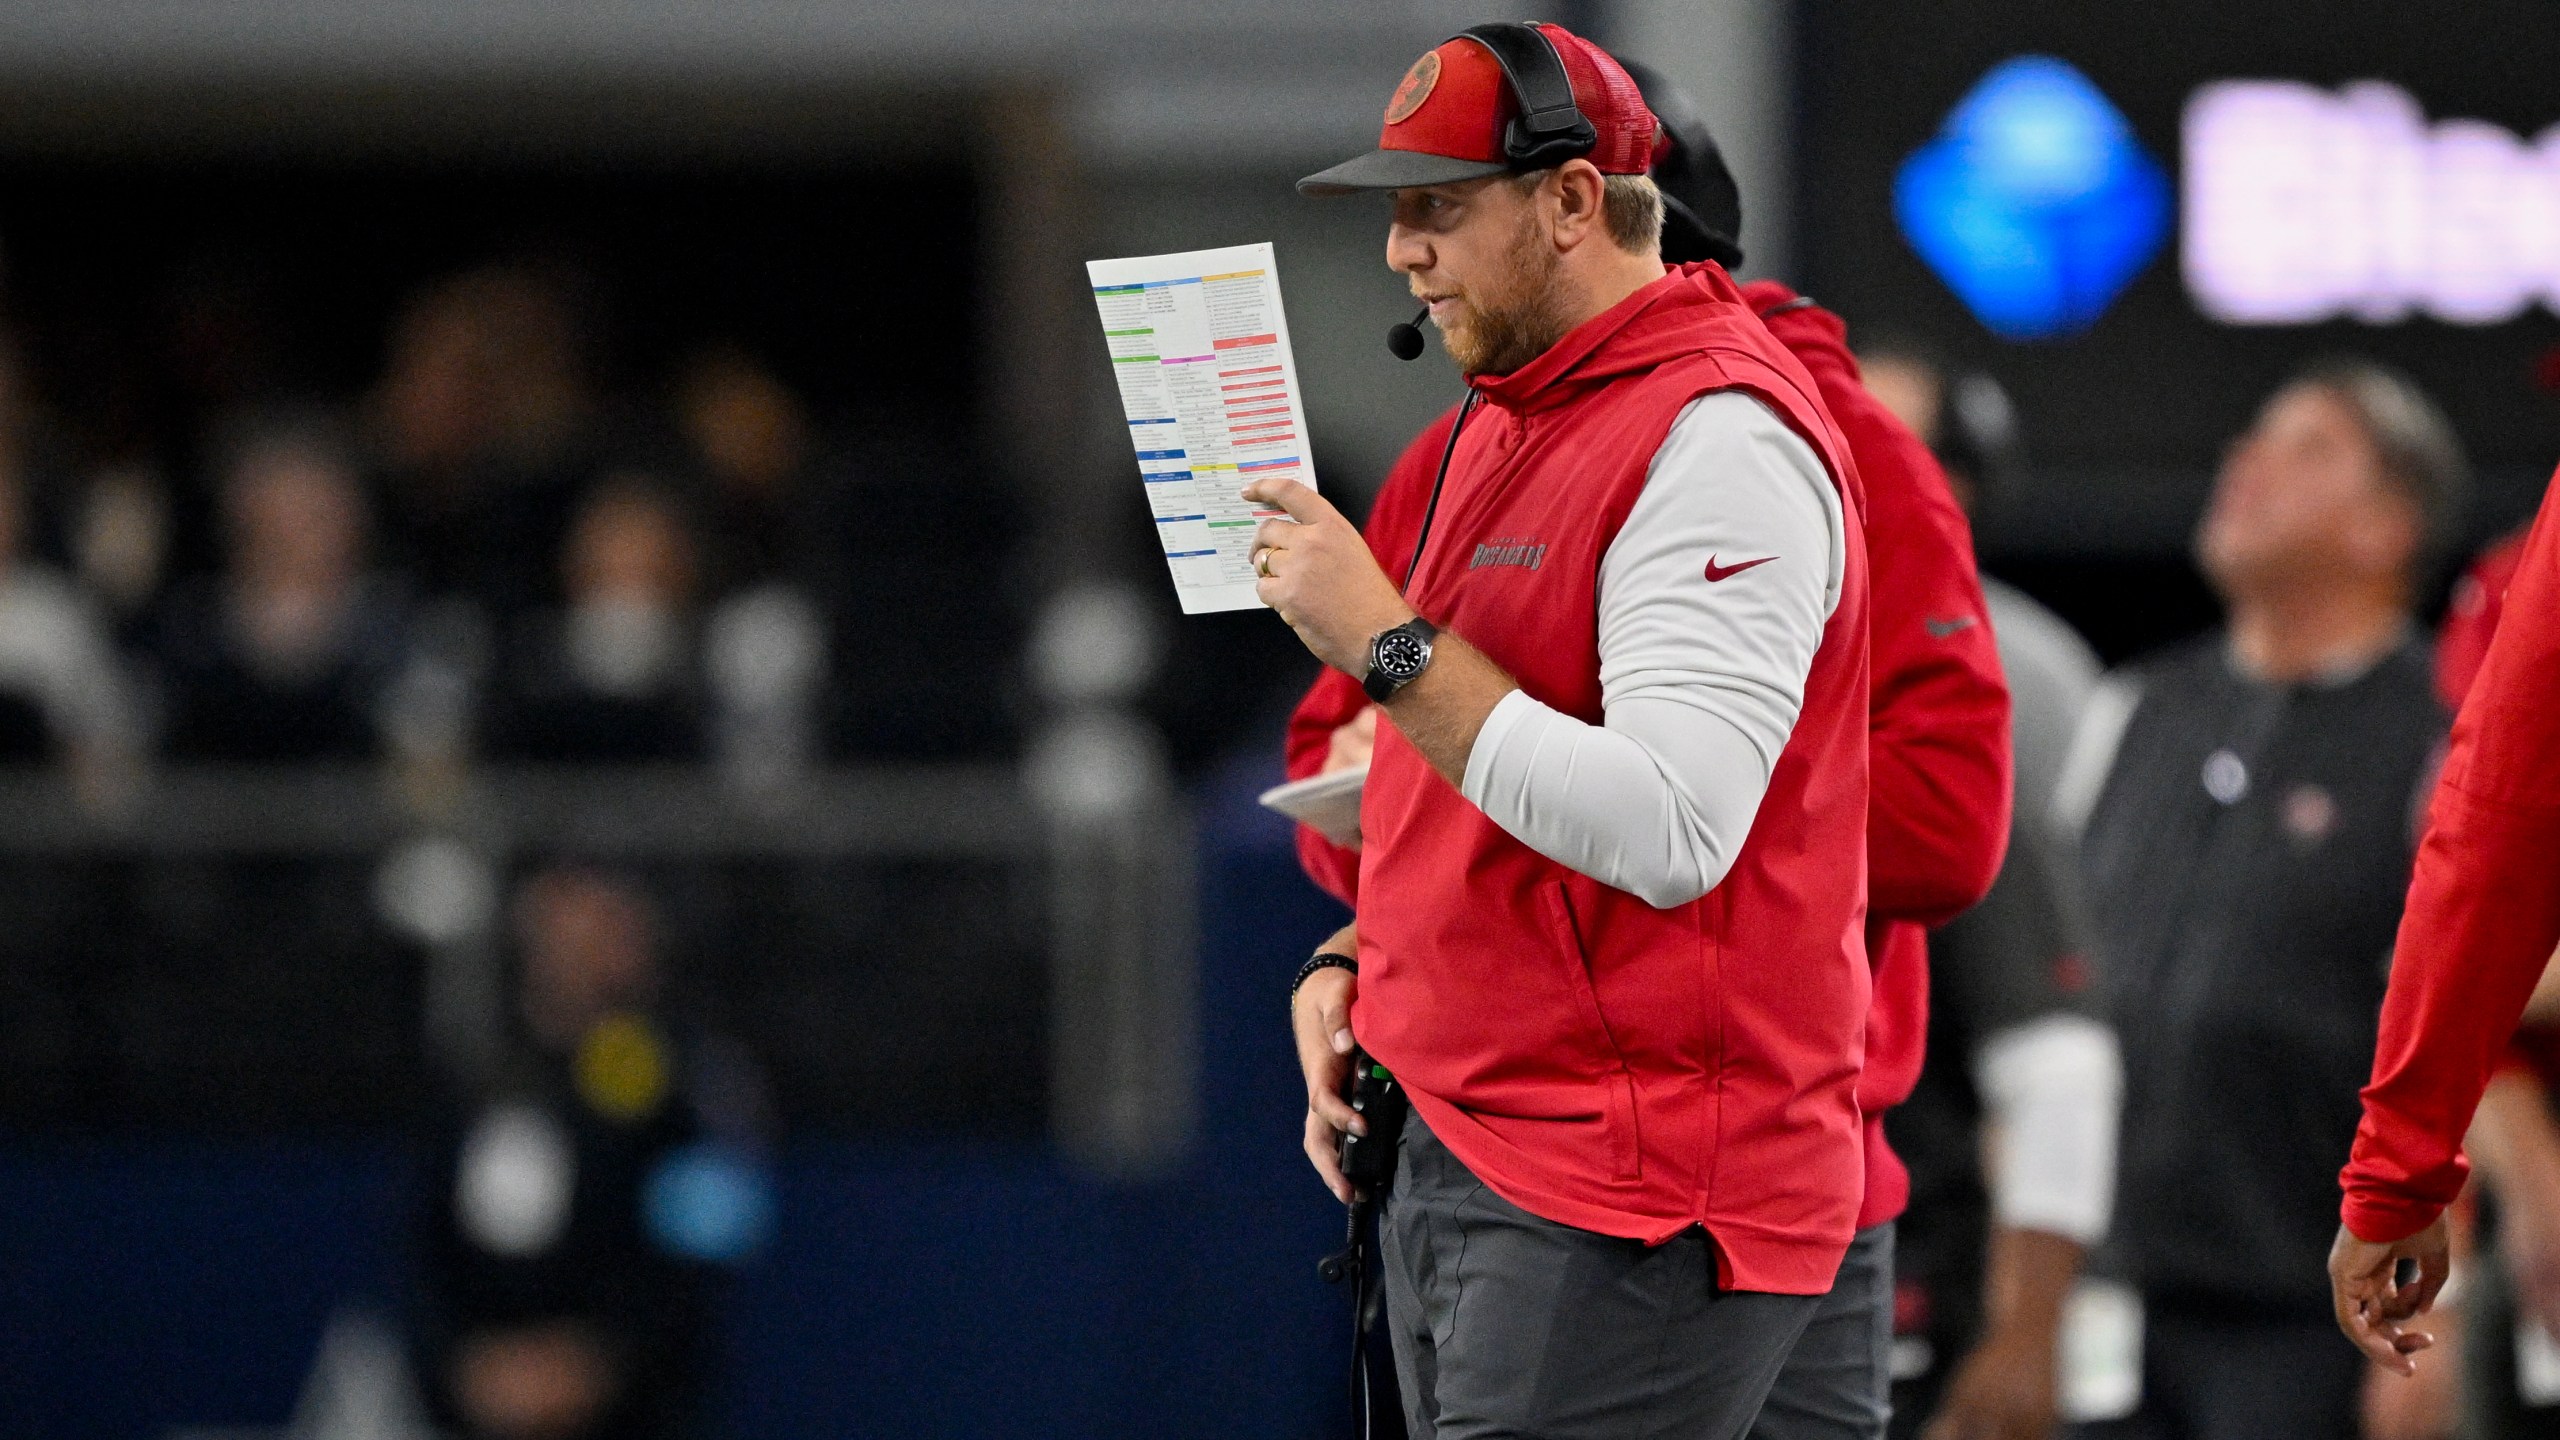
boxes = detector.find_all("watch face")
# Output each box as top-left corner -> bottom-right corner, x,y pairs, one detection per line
1376,628 -> 1429,681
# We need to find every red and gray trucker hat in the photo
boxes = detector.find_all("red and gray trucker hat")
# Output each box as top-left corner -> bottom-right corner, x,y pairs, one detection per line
1297,23 -> 1661,196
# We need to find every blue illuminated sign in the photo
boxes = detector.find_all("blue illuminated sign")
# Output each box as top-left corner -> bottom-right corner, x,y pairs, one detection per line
1895,57 -> 2170,340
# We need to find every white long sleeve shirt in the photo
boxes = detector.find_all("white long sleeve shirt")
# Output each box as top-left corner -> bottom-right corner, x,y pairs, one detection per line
1458,391 -> 1844,909
1976,1013 -> 2122,1243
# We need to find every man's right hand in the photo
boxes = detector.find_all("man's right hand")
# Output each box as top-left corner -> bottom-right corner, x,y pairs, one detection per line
1293,924 -> 1364,1203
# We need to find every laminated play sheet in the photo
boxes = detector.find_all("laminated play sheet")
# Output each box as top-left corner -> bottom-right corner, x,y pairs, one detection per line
1087,242 -> 1318,614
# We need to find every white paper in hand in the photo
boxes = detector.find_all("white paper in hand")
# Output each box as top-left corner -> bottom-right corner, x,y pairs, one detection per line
1087,242 -> 1317,614
1258,765 -> 1367,850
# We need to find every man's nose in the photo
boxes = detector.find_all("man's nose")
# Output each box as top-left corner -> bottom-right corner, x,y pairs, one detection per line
1386,223 -> 1430,276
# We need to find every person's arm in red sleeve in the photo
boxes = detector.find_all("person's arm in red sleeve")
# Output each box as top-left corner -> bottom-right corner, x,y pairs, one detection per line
1852,403 -> 2012,924
1282,405 -> 1460,907
2334,467 -> 2560,1370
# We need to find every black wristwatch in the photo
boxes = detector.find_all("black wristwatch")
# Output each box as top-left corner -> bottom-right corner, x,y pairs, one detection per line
1363,617 -> 1438,704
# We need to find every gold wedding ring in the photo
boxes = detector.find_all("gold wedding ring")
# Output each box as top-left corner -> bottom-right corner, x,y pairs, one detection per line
1255,547 -> 1276,578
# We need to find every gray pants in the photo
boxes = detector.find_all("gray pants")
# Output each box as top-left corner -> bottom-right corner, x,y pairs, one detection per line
1748,1223 -> 1896,1440
1380,1107 -> 1822,1439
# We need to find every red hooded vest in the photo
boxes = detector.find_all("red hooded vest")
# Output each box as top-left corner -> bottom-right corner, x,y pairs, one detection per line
1354,262 -> 1873,1294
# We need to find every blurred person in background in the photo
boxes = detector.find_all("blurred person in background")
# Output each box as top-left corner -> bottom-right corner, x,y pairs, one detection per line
670,350 -> 836,788
682,358 -> 1025,767
2059,360 -> 2463,1439
674,345 -> 825,596
150,416 -> 417,763
1857,348 -> 1945,472
481,473 -> 825,779
1855,342 -> 2123,1440
0,449 -> 139,784
2433,525 -> 2527,712
417,863 -> 772,1440
1858,339 -> 2021,527
484,477 -> 708,764
369,265 -> 598,607
70,460 -> 172,646
1285,54 -> 2018,1440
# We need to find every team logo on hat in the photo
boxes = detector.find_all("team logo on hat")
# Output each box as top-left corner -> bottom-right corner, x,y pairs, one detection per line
1385,51 -> 1441,125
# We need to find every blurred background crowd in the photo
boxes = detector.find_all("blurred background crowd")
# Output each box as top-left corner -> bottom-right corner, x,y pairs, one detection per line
0,253 -> 1010,783
3,1 -> 2559,1439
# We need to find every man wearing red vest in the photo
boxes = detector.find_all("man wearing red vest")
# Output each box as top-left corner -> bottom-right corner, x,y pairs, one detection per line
1282,58 -> 2024,1440
1259,23 -> 1875,1435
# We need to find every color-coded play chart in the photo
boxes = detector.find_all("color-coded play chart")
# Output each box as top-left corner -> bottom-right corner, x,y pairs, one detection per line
1087,242 -> 1317,614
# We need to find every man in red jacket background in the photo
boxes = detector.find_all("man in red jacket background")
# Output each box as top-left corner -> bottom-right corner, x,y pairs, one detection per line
1264,22 -> 1878,1436
1283,62 -> 2019,1440
2334,467 -> 2560,1374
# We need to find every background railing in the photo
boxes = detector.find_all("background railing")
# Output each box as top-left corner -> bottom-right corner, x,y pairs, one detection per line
0,763 -> 1195,1173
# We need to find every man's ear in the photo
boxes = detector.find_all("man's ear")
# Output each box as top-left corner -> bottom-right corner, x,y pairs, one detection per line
1549,160 -> 1608,251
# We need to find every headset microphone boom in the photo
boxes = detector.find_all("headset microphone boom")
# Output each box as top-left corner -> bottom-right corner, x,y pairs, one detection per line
1387,305 -> 1429,360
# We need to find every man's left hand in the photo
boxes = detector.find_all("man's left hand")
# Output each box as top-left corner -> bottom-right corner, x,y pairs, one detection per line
1242,478 -> 1414,676
1323,706 -> 1381,775
2331,1214 -> 2452,1375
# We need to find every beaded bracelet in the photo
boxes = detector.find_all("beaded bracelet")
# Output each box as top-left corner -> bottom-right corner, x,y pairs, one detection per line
1290,952 -> 1358,1007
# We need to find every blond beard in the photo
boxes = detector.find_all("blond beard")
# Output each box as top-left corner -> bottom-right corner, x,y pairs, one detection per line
1437,213 -> 1572,377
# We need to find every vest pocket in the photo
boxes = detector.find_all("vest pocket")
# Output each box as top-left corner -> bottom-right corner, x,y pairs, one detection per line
1541,880 -> 1643,1181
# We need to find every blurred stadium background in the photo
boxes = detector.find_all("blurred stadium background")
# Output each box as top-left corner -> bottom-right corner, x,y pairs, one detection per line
0,1 -> 2548,1436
